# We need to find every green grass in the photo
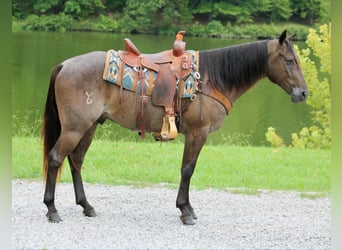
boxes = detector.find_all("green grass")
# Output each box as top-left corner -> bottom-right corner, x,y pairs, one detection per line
12,137 -> 330,193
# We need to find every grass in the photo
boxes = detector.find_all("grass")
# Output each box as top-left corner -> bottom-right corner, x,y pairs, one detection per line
12,136 -> 330,193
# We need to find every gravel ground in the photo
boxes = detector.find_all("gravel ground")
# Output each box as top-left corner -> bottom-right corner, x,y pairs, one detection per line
12,179 -> 331,249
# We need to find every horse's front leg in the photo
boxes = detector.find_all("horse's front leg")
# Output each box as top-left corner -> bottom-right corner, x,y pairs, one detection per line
176,127 -> 208,225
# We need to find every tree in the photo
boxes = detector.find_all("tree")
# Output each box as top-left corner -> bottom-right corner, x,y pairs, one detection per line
104,0 -> 126,13
63,0 -> 105,19
268,0 -> 292,22
291,0 -> 330,24
33,0 -> 61,14
159,0 -> 193,28
120,0 -> 166,33
12,0 -> 58,18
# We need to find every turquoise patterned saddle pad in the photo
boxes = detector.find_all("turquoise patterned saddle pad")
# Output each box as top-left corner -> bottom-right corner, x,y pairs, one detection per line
102,49 -> 198,98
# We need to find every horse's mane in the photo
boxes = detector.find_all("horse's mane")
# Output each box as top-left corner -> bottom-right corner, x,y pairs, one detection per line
199,40 -> 269,92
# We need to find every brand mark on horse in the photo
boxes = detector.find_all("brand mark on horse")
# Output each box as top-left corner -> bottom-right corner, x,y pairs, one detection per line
85,91 -> 94,104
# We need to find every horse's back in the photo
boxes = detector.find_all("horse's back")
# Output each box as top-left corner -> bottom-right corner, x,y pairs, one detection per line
57,51 -> 106,86
61,51 -> 106,73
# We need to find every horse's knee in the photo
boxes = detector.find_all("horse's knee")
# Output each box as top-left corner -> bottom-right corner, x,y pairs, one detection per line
181,164 -> 195,180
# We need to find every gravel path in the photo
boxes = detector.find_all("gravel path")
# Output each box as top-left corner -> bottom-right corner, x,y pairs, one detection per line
12,179 -> 331,249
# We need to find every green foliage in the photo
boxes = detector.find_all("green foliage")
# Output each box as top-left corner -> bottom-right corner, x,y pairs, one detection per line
33,0 -> 60,14
268,0 -> 292,22
266,24 -> 331,149
118,0 -> 192,34
12,0 -> 331,33
119,0 -> 166,33
12,110 -> 42,137
95,14 -> 119,32
265,127 -> 285,148
187,22 -> 309,40
21,14 -> 73,31
63,0 -> 105,19
192,0 -> 293,24
291,0 -> 330,25
205,20 -> 225,37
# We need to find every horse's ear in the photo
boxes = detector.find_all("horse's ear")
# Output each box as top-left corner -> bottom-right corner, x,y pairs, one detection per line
279,30 -> 287,45
287,33 -> 296,41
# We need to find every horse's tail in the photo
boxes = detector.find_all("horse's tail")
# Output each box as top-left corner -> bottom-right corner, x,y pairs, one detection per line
42,64 -> 63,181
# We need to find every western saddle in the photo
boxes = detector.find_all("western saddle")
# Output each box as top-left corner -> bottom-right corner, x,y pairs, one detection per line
118,31 -> 195,141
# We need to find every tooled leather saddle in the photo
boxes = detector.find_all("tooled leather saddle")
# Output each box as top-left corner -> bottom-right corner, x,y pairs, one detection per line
118,31 -> 195,141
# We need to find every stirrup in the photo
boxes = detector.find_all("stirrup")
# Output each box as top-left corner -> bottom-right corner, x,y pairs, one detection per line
154,115 -> 178,141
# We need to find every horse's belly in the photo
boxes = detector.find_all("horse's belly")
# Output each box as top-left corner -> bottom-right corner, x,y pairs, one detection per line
105,94 -> 165,133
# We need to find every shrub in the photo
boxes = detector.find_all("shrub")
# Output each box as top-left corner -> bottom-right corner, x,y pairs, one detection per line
187,21 -> 206,37
95,14 -> 119,32
22,14 -> 73,31
205,20 -> 225,37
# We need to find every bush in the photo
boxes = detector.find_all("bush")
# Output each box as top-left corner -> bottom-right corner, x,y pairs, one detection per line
95,14 -> 119,32
187,21 -> 206,37
265,24 -> 331,149
205,20 -> 225,37
187,22 -> 309,40
22,14 -> 73,32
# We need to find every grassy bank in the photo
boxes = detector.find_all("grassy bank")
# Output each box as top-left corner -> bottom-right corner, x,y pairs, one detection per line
12,137 -> 330,193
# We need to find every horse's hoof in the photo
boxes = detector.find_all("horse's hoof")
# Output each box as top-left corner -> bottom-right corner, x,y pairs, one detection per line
46,211 -> 62,223
190,210 -> 198,220
180,215 -> 196,225
83,208 -> 97,217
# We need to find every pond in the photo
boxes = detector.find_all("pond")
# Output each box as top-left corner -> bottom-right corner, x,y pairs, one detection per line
12,31 -> 311,145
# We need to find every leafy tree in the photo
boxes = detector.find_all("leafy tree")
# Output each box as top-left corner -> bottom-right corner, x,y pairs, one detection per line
33,0 -> 61,14
159,0 -> 193,28
266,24 -> 331,149
63,0 -> 105,19
192,0 -> 254,23
12,0 -> 61,18
104,0 -> 126,13
291,0 -> 330,24
112,0 -> 192,32
268,0 -> 292,22
12,0 -> 35,18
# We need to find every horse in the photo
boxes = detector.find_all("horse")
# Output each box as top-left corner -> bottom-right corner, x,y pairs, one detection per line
42,30 -> 308,225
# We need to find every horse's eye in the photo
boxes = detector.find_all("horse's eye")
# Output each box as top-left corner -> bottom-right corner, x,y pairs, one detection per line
285,58 -> 293,65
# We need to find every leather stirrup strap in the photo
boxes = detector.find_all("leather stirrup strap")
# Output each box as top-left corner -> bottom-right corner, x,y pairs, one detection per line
137,55 -> 148,139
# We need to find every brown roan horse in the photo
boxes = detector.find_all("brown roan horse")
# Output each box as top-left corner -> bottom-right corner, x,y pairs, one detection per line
42,30 -> 308,225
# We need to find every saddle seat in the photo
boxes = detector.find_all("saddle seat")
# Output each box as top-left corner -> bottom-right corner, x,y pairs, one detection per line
120,31 -> 192,141
123,41 -> 187,74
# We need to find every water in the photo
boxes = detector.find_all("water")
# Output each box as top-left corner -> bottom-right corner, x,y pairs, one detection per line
12,31 -> 311,145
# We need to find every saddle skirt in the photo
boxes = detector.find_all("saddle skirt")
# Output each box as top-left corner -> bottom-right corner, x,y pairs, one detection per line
102,49 -> 198,99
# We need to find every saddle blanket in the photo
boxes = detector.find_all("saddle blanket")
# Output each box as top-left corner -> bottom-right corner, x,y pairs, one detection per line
102,49 -> 198,98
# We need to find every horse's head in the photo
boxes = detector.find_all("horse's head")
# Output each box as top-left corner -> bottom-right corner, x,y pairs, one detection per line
267,30 -> 308,103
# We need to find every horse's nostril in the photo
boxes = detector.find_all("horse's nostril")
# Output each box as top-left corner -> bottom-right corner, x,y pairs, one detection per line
302,90 -> 308,98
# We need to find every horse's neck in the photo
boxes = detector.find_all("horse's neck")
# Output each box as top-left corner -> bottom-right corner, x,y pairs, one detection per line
222,41 -> 269,103
226,81 -> 261,103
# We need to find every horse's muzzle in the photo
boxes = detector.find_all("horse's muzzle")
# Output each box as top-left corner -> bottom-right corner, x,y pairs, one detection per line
291,87 -> 308,103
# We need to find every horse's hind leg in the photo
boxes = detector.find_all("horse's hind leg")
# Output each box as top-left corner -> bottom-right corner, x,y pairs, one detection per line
68,123 -> 97,217
44,130 -> 88,222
